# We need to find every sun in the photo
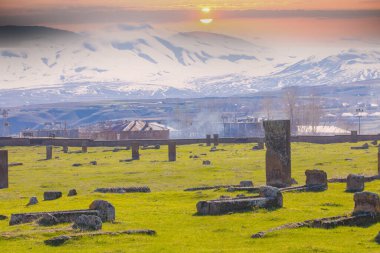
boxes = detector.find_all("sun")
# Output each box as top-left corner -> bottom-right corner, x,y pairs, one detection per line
201,7 -> 211,13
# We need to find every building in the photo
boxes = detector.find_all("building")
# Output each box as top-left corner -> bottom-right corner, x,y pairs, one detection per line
79,120 -> 169,140
20,129 -> 79,138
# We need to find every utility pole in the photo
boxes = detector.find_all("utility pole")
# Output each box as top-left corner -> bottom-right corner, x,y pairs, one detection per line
356,108 -> 364,135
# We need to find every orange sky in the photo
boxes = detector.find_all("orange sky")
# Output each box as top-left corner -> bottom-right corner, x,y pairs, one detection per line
1,0 -> 380,11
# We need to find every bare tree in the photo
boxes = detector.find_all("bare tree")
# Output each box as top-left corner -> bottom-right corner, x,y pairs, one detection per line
283,87 -> 299,133
262,96 -> 274,120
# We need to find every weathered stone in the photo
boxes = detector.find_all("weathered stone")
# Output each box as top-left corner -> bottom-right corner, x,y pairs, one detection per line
37,213 -> 59,226
351,143 -> 369,150
68,189 -> 77,196
132,143 -> 140,160
375,232 -> 380,244
72,163 -> 82,167
62,145 -> 68,153
346,174 -> 365,192
263,120 -> 292,188
27,196 -> 38,206
351,130 -> 358,143
206,134 -> 211,146
203,160 -> 211,165
240,181 -> 254,187
259,186 -> 283,208
95,186 -> 151,193
44,235 -> 71,246
10,209 -> 100,225
46,145 -> 53,160
90,161 -> 97,165
89,200 -> 115,222
82,145 -> 88,153
353,192 -> 380,215
0,214 -> 7,220
210,146 -> 217,152
168,142 -> 176,162
371,140 -> 378,146
305,169 -> 328,191
0,150 -> 8,189
213,134 -> 219,146
44,191 -> 62,201
72,215 -> 102,231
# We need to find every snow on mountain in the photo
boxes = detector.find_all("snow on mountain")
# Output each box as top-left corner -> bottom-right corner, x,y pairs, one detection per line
0,25 -> 379,105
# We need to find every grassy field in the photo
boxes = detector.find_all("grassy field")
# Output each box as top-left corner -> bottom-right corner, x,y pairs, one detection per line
0,142 -> 379,252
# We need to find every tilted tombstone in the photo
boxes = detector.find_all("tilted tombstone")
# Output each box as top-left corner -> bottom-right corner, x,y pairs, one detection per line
206,134 -> 211,146
46,146 -> 53,160
213,134 -> 219,146
0,150 -> 8,189
263,120 -> 292,188
346,174 -> 365,192
132,143 -> 140,160
168,142 -> 176,162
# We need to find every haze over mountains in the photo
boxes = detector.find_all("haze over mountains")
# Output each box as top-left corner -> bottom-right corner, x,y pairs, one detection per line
0,25 -> 379,106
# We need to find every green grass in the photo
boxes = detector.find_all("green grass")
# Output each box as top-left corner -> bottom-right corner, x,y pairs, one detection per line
0,142 -> 379,252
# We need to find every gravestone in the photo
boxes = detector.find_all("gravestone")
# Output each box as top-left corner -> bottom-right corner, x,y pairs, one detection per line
305,169 -> 328,191
132,143 -> 140,160
206,134 -> 211,146
44,191 -> 62,201
346,174 -> 365,192
46,146 -> 53,160
0,150 -> 8,189
213,134 -> 219,146
353,192 -> 380,215
351,131 -> 358,143
168,142 -> 176,162
82,144 -> 88,153
263,120 -> 292,188
62,145 -> 68,153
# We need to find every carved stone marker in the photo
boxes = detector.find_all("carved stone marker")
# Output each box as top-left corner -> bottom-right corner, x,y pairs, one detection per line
89,200 -> 115,222
206,134 -> 211,146
213,134 -> 219,146
82,144 -> 88,153
305,169 -> 328,191
132,143 -> 140,160
168,142 -> 176,162
46,146 -> 53,160
62,145 -> 68,153
263,120 -> 292,188
353,192 -> 380,215
351,130 -> 358,143
0,150 -> 8,189
346,174 -> 365,192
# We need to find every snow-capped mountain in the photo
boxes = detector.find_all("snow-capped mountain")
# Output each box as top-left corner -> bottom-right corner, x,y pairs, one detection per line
0,25 -> 379,106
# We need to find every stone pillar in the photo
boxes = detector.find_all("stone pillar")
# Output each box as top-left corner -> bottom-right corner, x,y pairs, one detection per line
0,150 -> 8,189
82,144 -> 88,153
62,145 -> 68,154
346,174 -> 365,192
213,134 -> 219,146
206,134 -> 211,146
258,142 -> 264,150
132,143 -> 140,160
263,120 -> 292,188
351,131 -> 358,143
46,145 -> 53,160
168,142 -> 176,162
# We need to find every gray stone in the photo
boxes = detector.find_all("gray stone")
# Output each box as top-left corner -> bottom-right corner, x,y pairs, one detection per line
90,161 -> 97,165
353,192 -> 380,215
46,146 -> 53,160
259,186 -> 283,208
72,215 -> 102,231
168,142 -> 176,162
44,235 -> 71,246
44,191 -> 62,201
206,134 -> 211,146
89,200 -> 115,222
263,120 -> 292,188
305,169 -> 328,191
0,150 -> 8,189
27,196 -> 38,206
346,174 -> 365,192
203,160 -> 211,165
240,181 -> 254,187
68,189 -> 77,196
213,134 -> 219,146
72,163 -> 82,167
37,214 -> 59,226
0,214 -> 7,220
132,143 -> 140,160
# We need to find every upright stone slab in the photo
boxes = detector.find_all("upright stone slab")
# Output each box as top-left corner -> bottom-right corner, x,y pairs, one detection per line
62,145 -> 68,154
0,150 -> 8,189
305,169 -> 328,191
351,131 -> 358,143
213,134 -> 219,146
132,143 -> 140,160
263,120 -> 292,188
168,142 -> 176,162
346,174 -> 365,192
206,134 -> 211,146
353,192 -> 380,215
46,146 -> 53,160
82,144 -> 88,153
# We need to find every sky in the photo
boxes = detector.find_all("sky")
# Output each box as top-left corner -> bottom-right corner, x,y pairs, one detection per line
0,0 -> 380,40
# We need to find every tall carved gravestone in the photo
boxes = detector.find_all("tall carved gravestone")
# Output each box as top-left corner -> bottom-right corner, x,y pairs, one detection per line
168,142 -> 176,162
0,150 -> 8,189
206,135 -> 211,146
213,134 -> 219,146
132,143 -> 140,160
46,146 -> 53,160
263,120 -> 292,188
